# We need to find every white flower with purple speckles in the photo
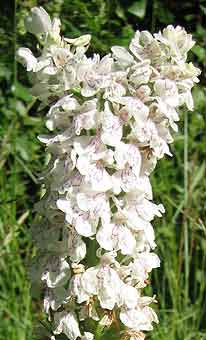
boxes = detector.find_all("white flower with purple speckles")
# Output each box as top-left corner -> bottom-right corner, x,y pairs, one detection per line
17,7 -> 200,340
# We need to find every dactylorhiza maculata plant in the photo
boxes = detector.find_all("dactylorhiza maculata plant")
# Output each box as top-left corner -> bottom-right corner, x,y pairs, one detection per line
17,7 -> 200,340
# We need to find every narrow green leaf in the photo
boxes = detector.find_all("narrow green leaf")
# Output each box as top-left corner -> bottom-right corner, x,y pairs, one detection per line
11,81 -> 33,103
200,5 -> 206,16
192,45 -> 206,63
191,162 -> 205,192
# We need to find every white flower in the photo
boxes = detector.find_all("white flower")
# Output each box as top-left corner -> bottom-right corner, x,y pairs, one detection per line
44,286 -> 68,314
118,284 -> 139,309
114,142 -> 141,176
120,305 -> 158,331
50,46 -> 73,69
112,167 -> 152,197
50,18 -> 61,44
19,9 -> 199,340
16,47 -> 37,71
129,30 -> 161,62
41,256 -> 71,288
46,95 -> 79,131
101,101 -> 123,146
96,222 -> 136,255
73,135 -> 114,178
130,118 -> 173,158
77,54 -> 113,97
83,163 -> 113,192
65,34 -> 91,47
111,46 -> 134,67
154,25 -> 195,61
96,266 -> 121,310
68,272 -> 90,304
75,99 -> 100,135
104,70 -> 127,98
154,79 -> 179,107
129,252 -> 160,287
124,194 -> 165,223
57,197 -> 98,237
76,192 -> 111,224
129,60 -> 152,86
80,256 -> 122,310
57,190 -> 111,237
24,6 -> 52,35
54,311 -> 81,340
112,96 -> 149,123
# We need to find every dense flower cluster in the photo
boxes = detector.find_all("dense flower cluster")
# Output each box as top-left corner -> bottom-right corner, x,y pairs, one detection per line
17,7 -> 200,340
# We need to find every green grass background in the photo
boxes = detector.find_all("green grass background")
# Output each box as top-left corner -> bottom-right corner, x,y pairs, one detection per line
0,0 -> 206,339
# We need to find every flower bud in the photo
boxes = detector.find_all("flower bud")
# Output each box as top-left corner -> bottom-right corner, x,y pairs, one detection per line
16,47 -> 37,71
24,7 -> 52,35
64,34 -> 91,47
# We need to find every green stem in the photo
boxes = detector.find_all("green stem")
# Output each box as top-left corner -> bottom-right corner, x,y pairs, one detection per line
151,0 -> 157,32
13,0 -> 17,87
184,110 -> 189,306
12,0 -> 17,223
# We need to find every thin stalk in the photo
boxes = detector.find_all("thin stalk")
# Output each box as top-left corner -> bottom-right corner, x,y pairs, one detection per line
184,110 -> 189,306
151,0 -> 157,32
13,0 -> 17,88
12,0 -> 17,225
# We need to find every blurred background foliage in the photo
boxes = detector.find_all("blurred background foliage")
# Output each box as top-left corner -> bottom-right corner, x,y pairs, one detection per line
0,0 -> 206,339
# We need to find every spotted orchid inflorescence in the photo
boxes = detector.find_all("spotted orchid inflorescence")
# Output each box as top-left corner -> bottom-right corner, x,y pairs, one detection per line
17,7 -> 200,340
